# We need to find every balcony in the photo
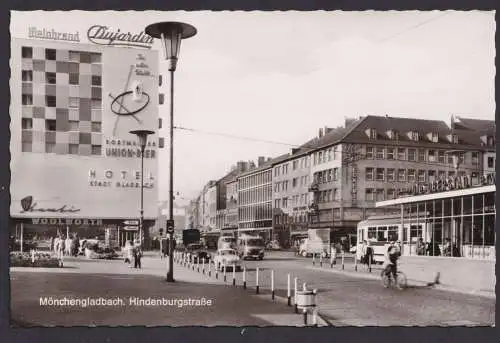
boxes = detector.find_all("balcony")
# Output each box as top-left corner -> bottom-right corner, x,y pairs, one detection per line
308,182 -> 319,192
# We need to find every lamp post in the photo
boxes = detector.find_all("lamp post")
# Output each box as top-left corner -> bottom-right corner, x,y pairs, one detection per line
130,129 -> 155,247
145,21 -> 197,282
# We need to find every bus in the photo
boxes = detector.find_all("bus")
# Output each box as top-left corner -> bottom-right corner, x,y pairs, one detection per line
357,214 -> 429,263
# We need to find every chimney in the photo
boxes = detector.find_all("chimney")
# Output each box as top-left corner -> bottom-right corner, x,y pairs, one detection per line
291,148 -> 299,154
318,128 -> 323,138
345,117 -> 356,128
258,156 -> 266,167
324,126 -> 334,135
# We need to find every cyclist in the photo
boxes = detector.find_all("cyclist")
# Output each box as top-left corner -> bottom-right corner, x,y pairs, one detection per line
384,241 -> 401,282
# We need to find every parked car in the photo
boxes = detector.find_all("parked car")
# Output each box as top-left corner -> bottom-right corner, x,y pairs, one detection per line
185,243 -> 211,262
213,248 -> 241,271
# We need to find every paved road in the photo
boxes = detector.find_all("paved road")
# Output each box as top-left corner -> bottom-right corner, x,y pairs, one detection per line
196,251 -> 495,326
9,256 -> 308,327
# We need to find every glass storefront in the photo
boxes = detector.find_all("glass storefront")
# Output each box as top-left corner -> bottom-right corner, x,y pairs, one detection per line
398,189 -> 495,260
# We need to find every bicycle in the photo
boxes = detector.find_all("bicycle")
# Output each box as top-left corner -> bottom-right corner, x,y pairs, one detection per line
381,264 -> 407,290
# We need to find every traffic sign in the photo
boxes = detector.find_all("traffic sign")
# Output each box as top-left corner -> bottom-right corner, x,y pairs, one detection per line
166,219 -> 175,233
123,220 -> 139,226
123,226 -> 139,231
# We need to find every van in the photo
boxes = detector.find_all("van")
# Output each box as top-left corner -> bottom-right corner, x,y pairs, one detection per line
236,235 -> 265,260
217,236 -> 236,250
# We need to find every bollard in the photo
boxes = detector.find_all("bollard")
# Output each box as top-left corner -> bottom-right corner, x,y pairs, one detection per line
197,257 -> 200,272
368,256 -> 372,273
312,253 -> 316,266
193,257 -> 196,271
256,267 -> 260,294
312,309 -> 318,327
294,277 -> 298,313
208,259 -> 212,277
271,270 -> 275,300
31,249 -> 35,265
354,254 -> 358,272
330,253 -> 334,268
303,308 -> 308,326
215,262 -> 219,279
341,251 -> 345,270
243,265 -> 247,289
202,258 -> 206,274
319,254 -> 323,267
223,264 -> 227,282
232,264 -> 236,286
287,273 -> 291,306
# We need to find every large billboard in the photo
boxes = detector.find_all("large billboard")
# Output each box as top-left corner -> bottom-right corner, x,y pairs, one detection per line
10,38 -> 159,220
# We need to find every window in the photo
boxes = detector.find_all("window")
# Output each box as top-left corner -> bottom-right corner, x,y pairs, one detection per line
487,157 -> 494,168
386,148 -> 394,160
407,169 -> 416,182
46,72 -> 56,84
418,170 -> 426,183
410,131 -> 419,141
333,146 -> 338,160
366,146 -> 374,159
22,46 -> 33,58
22,94 -> 33,105
45,142 -> 56,153
274,167 -> 280,177
398,169 -> 406,182
45,49 -> 57,60
447,153 -> 454,165
428,150 -> 436,162
438,150 -> 445,163
368,129 -> 377,139
458,152 -> 465,165
21,118 -> 33,130
471,152 -> 479,166
376,147 -> 384,159
46,95 -> 56,107
397,148 -> 406,160
448,171 -> 455,178
438,170 -> 446,180
91,99 -> 102,109
69,73 -> 79,85
333,188 -> 339,201
318,152 -> 323,163
22,70 -> 33,82
292,178 -> 298,188
69,51 -> 80,62
92,75 -> 101,86
365,189 -> 375,201
283,197 -> 288,208
327,149 -> 332,161
327,169 -> 333,182
387,189 -> 396,200
91,122 -> 101,132
323,150 -> 328,163
333,168 -> 338,181
327,189 -> 332,202
68,121 -> 79,131
376,189 -> 385,201
428,170 -> 436,182
408,149 -> 416,161
292,160 -> 298,170
418,149 -> 426,162
376,168 -> 385,181
69,144 -> 78,154
91,145 -> 102,155
90,53 -> 101,63
45,119 -> 56,131
69,97 -> 79,108
387,168 -> 395,182
365,168 -> 374,181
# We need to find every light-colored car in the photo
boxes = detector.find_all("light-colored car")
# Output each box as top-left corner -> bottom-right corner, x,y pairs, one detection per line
213,248 -> 242,271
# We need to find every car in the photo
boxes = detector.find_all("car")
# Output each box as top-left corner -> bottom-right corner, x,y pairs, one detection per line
185,243 -> 211,263
213,248 -> 242,272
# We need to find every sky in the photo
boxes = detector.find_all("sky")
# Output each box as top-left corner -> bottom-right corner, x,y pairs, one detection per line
11,10 -> 496,206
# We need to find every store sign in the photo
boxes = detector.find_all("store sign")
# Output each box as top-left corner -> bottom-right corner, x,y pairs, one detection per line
400,172 -> 495,196
105,138 -> 156,159
87,25 -> 153,49
88,169 -> 155,189
28,27 -> 80,42
31,218 -> 103,226
20,196 -> 81,214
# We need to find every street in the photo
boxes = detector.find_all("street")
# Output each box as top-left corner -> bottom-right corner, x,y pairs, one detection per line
10,250 -> 495,327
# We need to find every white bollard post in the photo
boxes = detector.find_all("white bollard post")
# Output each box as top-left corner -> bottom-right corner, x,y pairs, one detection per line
256,267 -> 260,294
208,259 -> 212,277
312,253 -> 316,266
31,249 -> 35,265
341,251 -> 345,270
223,264 -> 227,282
287,273 -> 291,306
243,265 -> 247,289
232,264 -> 236,286
271,270 -> 275,300
319,253 -> 323,267
354,253 -> 358,271
368,255 -> 372,273
294,276 -> 298,313
312,308 -> 318,327
202,258 -> 206,274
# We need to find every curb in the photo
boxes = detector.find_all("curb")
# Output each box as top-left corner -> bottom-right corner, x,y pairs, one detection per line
307,265 -> 496,299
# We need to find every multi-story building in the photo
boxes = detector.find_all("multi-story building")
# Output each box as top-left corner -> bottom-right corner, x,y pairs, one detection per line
224,178 -> 239,235
237,157 -> 277,240
10,36 -> 160,248
306,115 -> 495,241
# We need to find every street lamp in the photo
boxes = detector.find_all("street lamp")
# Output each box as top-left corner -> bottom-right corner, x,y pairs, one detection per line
130,129 -> 155,248
145,21 -> 197,283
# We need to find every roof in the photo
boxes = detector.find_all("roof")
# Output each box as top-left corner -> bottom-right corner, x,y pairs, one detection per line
341,115 -> 494,150
453,116 -> 495,133
237,153 -> 289,178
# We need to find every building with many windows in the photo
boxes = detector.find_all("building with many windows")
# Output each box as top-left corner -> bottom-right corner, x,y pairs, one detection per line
10,37 -> 160,248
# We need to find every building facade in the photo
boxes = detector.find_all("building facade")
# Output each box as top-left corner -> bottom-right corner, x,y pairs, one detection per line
10,37 -> 160,248
237,162 -> 273,240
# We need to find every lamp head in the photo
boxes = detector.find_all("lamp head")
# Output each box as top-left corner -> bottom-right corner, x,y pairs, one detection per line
130,129 -> 155,150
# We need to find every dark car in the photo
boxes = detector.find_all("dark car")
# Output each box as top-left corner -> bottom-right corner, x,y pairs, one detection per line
185,243 -> 211,262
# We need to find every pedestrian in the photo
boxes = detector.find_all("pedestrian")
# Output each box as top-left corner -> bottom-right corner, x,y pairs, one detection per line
56,235 -> 65,266
330,242 -> 337,264
416,237 -> 425,256
134,242 -> 143,269
364,241 -> 374,268
49,236 -> 55,252
65,235 -> 72,256
124,240 -> 133,265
